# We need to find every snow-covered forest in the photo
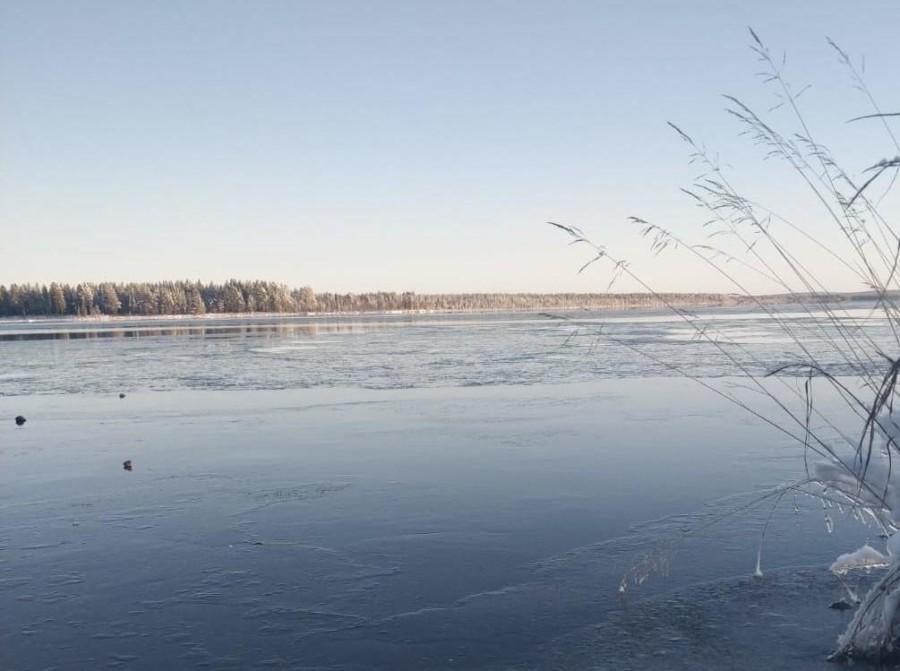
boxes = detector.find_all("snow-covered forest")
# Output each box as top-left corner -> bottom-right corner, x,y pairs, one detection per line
0,280 -> 829,317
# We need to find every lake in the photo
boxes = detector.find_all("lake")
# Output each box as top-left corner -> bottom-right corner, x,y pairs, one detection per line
0,308 -> 892,670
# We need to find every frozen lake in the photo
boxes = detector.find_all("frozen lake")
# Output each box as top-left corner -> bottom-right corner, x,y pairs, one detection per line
0,308 -> 892,669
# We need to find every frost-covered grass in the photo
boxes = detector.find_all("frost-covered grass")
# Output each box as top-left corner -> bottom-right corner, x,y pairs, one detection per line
554,28 -> 900,661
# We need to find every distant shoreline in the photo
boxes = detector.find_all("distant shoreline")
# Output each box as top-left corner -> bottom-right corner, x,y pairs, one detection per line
3,280 -> 891,320
0,291 -> 883,324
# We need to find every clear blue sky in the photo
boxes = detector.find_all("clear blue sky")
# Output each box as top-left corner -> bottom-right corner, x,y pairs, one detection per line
2,1 -> 898,293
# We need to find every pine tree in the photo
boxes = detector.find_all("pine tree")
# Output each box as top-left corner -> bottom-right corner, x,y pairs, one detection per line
99,284 -> 121,315
76,284 -> 95,316
222,283 -> 245,313
188,285 -> 206,314
49,283 -> 66,315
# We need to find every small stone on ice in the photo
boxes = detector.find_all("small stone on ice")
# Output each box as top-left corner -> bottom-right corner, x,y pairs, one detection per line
123,460 -> 133,471
15,415 -> 26,426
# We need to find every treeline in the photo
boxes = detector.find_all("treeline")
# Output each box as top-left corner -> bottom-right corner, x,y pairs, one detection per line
0,281 -> 846,318
0,281 -> 308,317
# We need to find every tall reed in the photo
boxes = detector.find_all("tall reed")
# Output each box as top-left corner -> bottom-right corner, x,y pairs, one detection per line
553,29 -> 900,660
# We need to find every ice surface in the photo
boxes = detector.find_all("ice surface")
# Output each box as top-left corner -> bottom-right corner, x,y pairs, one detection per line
0,306 -> 897,396
1,311 -> 892,668
0,379 -> 867,669
544,567 -> 870,671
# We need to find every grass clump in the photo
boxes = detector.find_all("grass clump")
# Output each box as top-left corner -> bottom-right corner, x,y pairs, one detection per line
553,28 -> 900,661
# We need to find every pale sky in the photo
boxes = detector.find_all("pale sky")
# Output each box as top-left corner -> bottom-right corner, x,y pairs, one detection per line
2,1 -> 899,294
